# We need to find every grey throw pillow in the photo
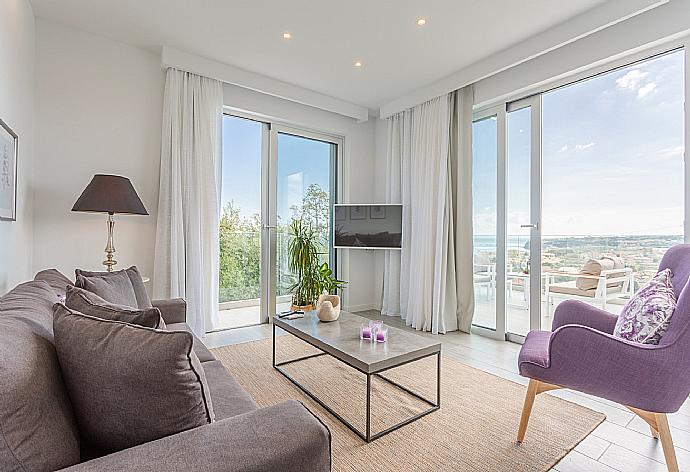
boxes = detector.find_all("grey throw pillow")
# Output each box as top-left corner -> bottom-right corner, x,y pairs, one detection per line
65,285 -> 165,329
75,266 -> 152,309
75,269 -> 138,308
53,304 -> 215,453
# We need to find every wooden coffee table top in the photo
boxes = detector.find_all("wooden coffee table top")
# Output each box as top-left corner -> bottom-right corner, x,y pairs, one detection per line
273,311 -> 440,374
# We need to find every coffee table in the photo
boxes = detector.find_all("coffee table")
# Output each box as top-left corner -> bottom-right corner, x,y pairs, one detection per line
272,311 -> 441,442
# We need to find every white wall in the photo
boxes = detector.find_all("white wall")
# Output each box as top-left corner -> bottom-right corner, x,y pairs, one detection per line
33,19 -> 164,280
223,84 -> 378,311
0,0 -> 35,293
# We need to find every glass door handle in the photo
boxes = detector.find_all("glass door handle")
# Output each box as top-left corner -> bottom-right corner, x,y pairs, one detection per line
520,223 -> 539,229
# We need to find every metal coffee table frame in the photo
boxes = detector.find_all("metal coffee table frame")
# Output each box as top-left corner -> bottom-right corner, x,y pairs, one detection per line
272,323 -> 441,443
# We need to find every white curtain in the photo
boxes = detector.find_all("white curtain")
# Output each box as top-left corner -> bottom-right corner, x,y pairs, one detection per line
381,86 -> 475,333
153,68 -> 224,336
451,87 -> 476,333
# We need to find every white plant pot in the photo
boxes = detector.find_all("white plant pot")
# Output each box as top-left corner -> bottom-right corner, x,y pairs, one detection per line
316,294 -> 341,322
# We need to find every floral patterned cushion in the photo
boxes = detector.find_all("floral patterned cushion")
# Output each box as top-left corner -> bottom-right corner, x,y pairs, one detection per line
613,268 -> 676,345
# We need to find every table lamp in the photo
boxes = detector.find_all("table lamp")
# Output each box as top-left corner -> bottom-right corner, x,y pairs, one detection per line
72,174 -> 148,271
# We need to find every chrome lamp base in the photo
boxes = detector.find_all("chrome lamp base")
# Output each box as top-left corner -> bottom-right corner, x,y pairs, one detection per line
103,213 -> 117,272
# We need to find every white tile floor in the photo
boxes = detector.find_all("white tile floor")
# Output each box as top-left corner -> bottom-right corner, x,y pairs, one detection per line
204,309 -> 689,472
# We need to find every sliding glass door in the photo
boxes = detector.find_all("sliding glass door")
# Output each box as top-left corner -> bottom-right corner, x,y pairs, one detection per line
217,116 -> 267,330
471,114 -> 499,330
215,115 -> 340,332
273,128 -> 338,318
471,48 -> 686,341
505,99 -> 541,338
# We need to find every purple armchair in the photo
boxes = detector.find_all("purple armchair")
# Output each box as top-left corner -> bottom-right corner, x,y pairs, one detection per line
516,244 -> 690,472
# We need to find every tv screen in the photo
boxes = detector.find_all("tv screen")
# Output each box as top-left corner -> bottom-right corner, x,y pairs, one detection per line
333,204 -> 402,249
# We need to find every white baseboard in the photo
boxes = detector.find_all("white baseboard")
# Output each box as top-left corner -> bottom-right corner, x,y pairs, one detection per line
344,303 -> 379,313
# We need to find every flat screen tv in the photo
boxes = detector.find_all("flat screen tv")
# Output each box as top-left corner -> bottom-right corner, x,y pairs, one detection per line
333,204 -> 402,249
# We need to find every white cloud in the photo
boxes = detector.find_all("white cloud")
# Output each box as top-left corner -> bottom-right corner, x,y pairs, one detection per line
638,82 -> 657,98
615,69 -> 658,99
559,145 -> 568,153
574,142 -> 595,151
616,69 -> 646,91
656,146 -> 684,159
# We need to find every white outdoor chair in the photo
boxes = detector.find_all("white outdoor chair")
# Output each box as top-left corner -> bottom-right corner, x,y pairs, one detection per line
544,268 -> 634,317
474,263 -> 496,300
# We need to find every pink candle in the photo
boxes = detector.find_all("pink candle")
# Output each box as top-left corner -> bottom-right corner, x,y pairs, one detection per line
361,326 -> 372,339
376,330 -> 386,342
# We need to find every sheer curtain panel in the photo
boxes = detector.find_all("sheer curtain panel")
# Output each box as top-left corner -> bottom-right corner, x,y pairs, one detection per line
153,68 -> 224,336
381,86 -> 475,333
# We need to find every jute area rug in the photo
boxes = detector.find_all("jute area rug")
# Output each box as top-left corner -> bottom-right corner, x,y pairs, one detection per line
212,336 -> 605,472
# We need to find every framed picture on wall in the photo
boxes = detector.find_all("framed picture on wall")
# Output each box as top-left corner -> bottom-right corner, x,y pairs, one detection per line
370,205 -> 386,219
350,205 -> 367,220
0,119 -> 17,221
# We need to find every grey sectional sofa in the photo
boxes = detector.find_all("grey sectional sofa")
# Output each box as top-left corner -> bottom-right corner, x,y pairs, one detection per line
0,269 -> 331,472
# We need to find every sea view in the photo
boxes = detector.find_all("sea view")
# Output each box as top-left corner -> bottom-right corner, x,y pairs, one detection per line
474,234 -> 683,287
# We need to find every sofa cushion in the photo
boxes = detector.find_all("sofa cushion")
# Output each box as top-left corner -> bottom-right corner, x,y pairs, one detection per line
167,322 -> 216,363
549,280 -> 623,298
34,268 -> 73,299
201,360 -> 258,420
0,281 -> 80,472
65,285 -> 165,329
75,266 -> 152,308
53,305 -> 215,453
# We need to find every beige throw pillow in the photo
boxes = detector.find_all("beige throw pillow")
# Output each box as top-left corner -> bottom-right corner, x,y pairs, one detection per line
575,256 -> 625,291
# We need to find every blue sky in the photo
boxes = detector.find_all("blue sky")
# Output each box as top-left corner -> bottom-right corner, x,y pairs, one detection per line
221,117 -> 332,221
473,49 -> 685,237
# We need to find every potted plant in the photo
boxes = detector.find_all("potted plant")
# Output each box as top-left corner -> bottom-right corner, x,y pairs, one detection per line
315,262 -> 346,321
287,219 -> 346,311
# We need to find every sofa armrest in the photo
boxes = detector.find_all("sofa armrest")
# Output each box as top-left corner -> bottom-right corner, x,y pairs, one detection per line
58,400 -> 331,472
151,298 -> 186,324
551,300 -> 618,333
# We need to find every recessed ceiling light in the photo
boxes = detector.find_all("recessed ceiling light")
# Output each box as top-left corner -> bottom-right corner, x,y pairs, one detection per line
282,32 -> 292,39
354,60 -> 363,68
416,17 -> 427,26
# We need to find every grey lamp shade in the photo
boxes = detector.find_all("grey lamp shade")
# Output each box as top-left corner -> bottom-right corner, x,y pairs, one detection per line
72,174 -> 148,215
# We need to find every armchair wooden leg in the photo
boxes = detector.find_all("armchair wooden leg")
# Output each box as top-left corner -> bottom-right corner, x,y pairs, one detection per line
517,380 -> 539,443
517,379 -> 561,443
650,426 -> 659,439
655,414 -> 679,472
627,407 -> 678,472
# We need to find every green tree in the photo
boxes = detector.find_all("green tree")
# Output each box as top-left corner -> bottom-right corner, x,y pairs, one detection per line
290,183 -> 330,256
219,202 -> 261,302
219,183 -> 332,303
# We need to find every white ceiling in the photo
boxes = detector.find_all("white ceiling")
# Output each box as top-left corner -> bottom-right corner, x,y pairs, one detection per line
30,0 -> 609,110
